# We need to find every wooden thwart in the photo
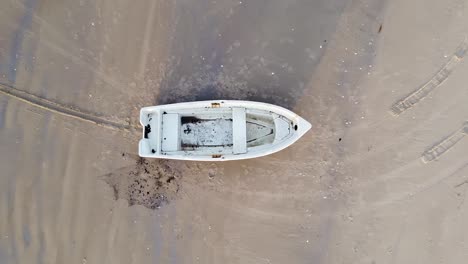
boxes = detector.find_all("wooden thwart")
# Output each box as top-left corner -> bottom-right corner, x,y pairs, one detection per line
161,113 -> 180,151
232,107 -> 247,154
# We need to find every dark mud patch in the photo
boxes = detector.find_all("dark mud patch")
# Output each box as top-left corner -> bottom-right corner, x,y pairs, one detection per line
102,154 -> 182,210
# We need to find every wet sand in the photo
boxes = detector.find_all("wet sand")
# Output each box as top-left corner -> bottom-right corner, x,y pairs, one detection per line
1,0 -> 468,263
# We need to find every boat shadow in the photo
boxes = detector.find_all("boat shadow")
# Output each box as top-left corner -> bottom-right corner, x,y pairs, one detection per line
156,0 -> 334,109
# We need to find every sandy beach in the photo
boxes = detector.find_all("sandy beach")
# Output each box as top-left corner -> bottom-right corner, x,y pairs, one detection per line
1,0 -> 468,263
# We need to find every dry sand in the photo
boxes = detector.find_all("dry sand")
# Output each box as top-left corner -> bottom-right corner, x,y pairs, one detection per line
1,0 -> 468,263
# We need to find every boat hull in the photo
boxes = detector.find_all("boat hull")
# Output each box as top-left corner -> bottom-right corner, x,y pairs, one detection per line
139,100 -> 311,161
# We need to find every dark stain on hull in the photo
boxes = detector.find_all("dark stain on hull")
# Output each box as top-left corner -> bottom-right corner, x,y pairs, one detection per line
144,124 -> 151,138
181,116 -> 203,124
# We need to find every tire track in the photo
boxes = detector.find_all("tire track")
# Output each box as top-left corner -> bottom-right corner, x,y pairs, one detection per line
0,82 -> 137,132
391,38 -> 468,116
2,1 -> 128,92
352,161 -> 468,217
422,121 -> 468,163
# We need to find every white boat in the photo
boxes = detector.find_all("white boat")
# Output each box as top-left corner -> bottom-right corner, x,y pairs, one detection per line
138,100 -> 311,161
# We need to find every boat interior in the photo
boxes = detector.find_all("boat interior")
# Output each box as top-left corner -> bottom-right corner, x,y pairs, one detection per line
144,107 -> 293,156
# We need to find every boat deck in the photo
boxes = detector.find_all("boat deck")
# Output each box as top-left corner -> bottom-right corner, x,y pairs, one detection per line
180,117 -> 234,149
160,109 -> 275,154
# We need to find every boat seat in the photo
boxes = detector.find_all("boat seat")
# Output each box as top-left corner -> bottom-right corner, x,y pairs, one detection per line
273,116 -> 291,142
232,107 -> 247,154
148,113 -> 160,153
161,113 -> 180,152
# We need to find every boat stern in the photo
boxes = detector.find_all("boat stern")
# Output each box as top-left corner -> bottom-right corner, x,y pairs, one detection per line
138,107 -> 162,157
139,139 -> 152,157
